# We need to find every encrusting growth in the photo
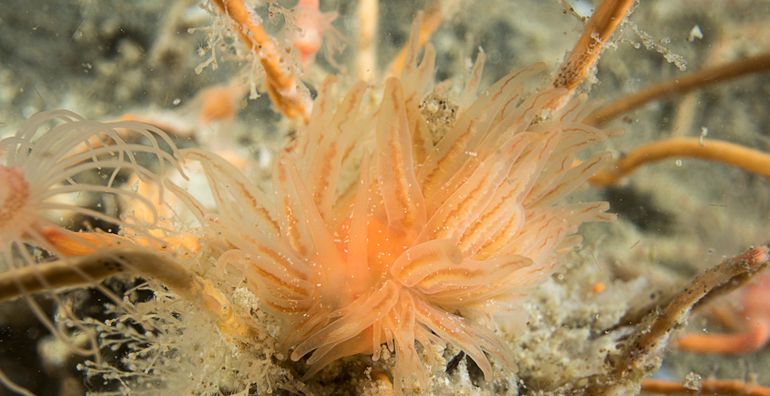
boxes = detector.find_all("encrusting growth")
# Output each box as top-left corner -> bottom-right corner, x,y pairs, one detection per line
176,19 -> 614,393
591,244 -> 770,394
675,273 -> 770,355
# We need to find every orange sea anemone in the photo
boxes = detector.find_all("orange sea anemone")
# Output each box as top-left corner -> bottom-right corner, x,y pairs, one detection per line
179,27 -> 613,393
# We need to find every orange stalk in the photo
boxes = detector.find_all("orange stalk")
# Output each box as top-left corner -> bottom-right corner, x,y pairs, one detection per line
641,378 -> 770,396
585,52 -> 770,126
551,0 -> 634,109
210,0 -> 310,122
590,137 -> 770,186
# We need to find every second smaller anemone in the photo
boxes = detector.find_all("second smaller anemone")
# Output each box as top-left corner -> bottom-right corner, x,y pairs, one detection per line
0,109 -> 181,269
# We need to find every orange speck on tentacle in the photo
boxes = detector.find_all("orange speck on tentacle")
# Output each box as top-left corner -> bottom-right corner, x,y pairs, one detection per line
592,281 -> 606,294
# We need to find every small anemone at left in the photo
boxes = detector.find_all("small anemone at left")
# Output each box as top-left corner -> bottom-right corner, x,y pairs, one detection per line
0,109 -> 182,269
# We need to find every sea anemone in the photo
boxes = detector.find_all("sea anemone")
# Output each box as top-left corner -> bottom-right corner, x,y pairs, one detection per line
0,110 -> 185,395
0,109 -> 179,268
179,21 -> 613,392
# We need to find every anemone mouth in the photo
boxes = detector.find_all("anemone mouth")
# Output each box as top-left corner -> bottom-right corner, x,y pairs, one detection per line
0,166 -> 29,229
